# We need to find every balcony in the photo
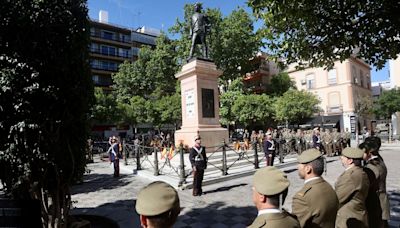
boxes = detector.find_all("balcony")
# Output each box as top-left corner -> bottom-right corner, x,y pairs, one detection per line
90,63 -> 118,72
90,32 -> 131,44
326,105 -> 343,114
90,47 -> 132,59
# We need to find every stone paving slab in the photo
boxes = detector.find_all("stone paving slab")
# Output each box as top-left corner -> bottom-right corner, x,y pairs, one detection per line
71,143 -> 400,228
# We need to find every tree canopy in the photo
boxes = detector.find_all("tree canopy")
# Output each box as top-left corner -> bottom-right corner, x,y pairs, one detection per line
248,0 -> 400,69
0,0 -> 92,226
374,88 -> 400,119
274,90 -> 320,124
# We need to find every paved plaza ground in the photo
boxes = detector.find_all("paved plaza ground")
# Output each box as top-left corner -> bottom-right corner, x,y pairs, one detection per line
71,143 -> 400,228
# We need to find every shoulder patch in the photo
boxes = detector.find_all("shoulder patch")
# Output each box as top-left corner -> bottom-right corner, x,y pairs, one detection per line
297,186 -> 312,197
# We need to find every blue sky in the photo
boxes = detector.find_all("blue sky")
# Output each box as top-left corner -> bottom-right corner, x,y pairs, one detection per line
88,0 -> 389,82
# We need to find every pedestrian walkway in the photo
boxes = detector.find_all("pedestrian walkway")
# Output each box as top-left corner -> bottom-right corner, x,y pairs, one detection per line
71,143 -> 400,228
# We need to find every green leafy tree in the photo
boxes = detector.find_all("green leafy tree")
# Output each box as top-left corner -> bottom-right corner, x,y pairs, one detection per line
0,0 -> 92,226
219,78 -> 247,126
112,46 -> 154,101
248,0 -> 400,69
274,90 -> 320,124
232,94 -> 274,127
154,92 -> 182,129
268,72 -> 296,97
92,88 -> 120,124
119,96 -> 148,129
374,88 -> 400,119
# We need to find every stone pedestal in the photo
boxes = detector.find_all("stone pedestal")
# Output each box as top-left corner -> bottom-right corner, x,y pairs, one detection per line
174,59 -> 229,148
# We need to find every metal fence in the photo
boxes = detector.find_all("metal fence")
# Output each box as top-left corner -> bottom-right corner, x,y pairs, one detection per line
119,139 -> 306,186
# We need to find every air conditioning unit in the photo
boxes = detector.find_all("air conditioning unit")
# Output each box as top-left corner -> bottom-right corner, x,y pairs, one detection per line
301,79 -> 306,85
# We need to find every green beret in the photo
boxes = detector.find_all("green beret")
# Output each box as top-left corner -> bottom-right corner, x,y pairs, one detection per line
136,181 -> 180,216
253,167 -> 289,196
342,147 -> 364,159
298,149 -> 322,163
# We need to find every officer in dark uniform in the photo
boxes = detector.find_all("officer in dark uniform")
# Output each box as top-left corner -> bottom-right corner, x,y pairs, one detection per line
292,149 -> 339,228
249,166 -> 300,228
189,135 -> 207,196
136,181 -> 180,228
263,133 -> 276,166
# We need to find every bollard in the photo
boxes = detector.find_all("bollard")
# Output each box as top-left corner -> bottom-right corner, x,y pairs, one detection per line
135,144 -> 141,170
222,140 -> 228,175
253,141 -> 259,169
123,140 -> 128,165
153,147 -> 159,176
178,143 -> 186,186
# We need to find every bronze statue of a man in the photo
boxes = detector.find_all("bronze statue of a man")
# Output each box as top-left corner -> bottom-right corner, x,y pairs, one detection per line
188,3 -> 210,61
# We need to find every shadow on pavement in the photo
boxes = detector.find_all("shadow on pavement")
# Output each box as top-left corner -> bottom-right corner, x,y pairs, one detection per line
177,201 -> 257,227
202,183 -> 247,195
71,173 -> 131,195
388,190 -> 400,228
71,199 -> 139,228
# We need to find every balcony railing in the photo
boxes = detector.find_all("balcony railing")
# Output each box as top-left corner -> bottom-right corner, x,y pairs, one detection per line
90,47 -> 132,59
90,63 -> 118,72
326,105 -> 343,113
90,32 -> 131,44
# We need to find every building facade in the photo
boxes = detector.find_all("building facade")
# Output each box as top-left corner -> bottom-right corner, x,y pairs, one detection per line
243,53 -> 280,93
89,11 -> 159,89
287,57 -> 372,133
89,11 -> 159,138
388,57 -> 400,135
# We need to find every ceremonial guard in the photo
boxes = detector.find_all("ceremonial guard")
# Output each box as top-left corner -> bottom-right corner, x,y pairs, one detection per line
312,128 -> 322,151
292,149 -> 339,228
248,166 -> 300,228
107,136 -> 121,177
189,135 -> 207,196
263,133 -> 276,166
335,147 -> 369,228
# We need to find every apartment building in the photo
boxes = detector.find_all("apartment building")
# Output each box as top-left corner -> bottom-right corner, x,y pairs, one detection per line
243,53 -> 280,93
89,10 -> 159,89
287,57 -> 372,132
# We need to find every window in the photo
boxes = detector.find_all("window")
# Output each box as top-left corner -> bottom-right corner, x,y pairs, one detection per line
328,68 -> 337,85
306,73 -> 315,89
328,92 -> 341,112
360,70 -> 364,87
102,30 -> 115,40
366,75 -> 371,89
352,66 -> 358,84
101,45 -> 116,56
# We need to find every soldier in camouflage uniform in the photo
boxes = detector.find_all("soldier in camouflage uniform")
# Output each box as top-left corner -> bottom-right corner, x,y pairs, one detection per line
332,128 -> 341,156
323,129 -> 334,157
295,129 -> 305,154
343,128 -> 351,148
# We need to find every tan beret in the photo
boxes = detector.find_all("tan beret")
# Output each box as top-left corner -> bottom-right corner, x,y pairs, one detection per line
298,149 -> 322,164
253,167 -> 289,196
342,147 -> 364,159
136,181 -> 180,216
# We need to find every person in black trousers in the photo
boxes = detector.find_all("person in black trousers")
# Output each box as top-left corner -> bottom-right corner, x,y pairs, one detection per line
263,133 -> 276,166
189,135 -> 207,196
